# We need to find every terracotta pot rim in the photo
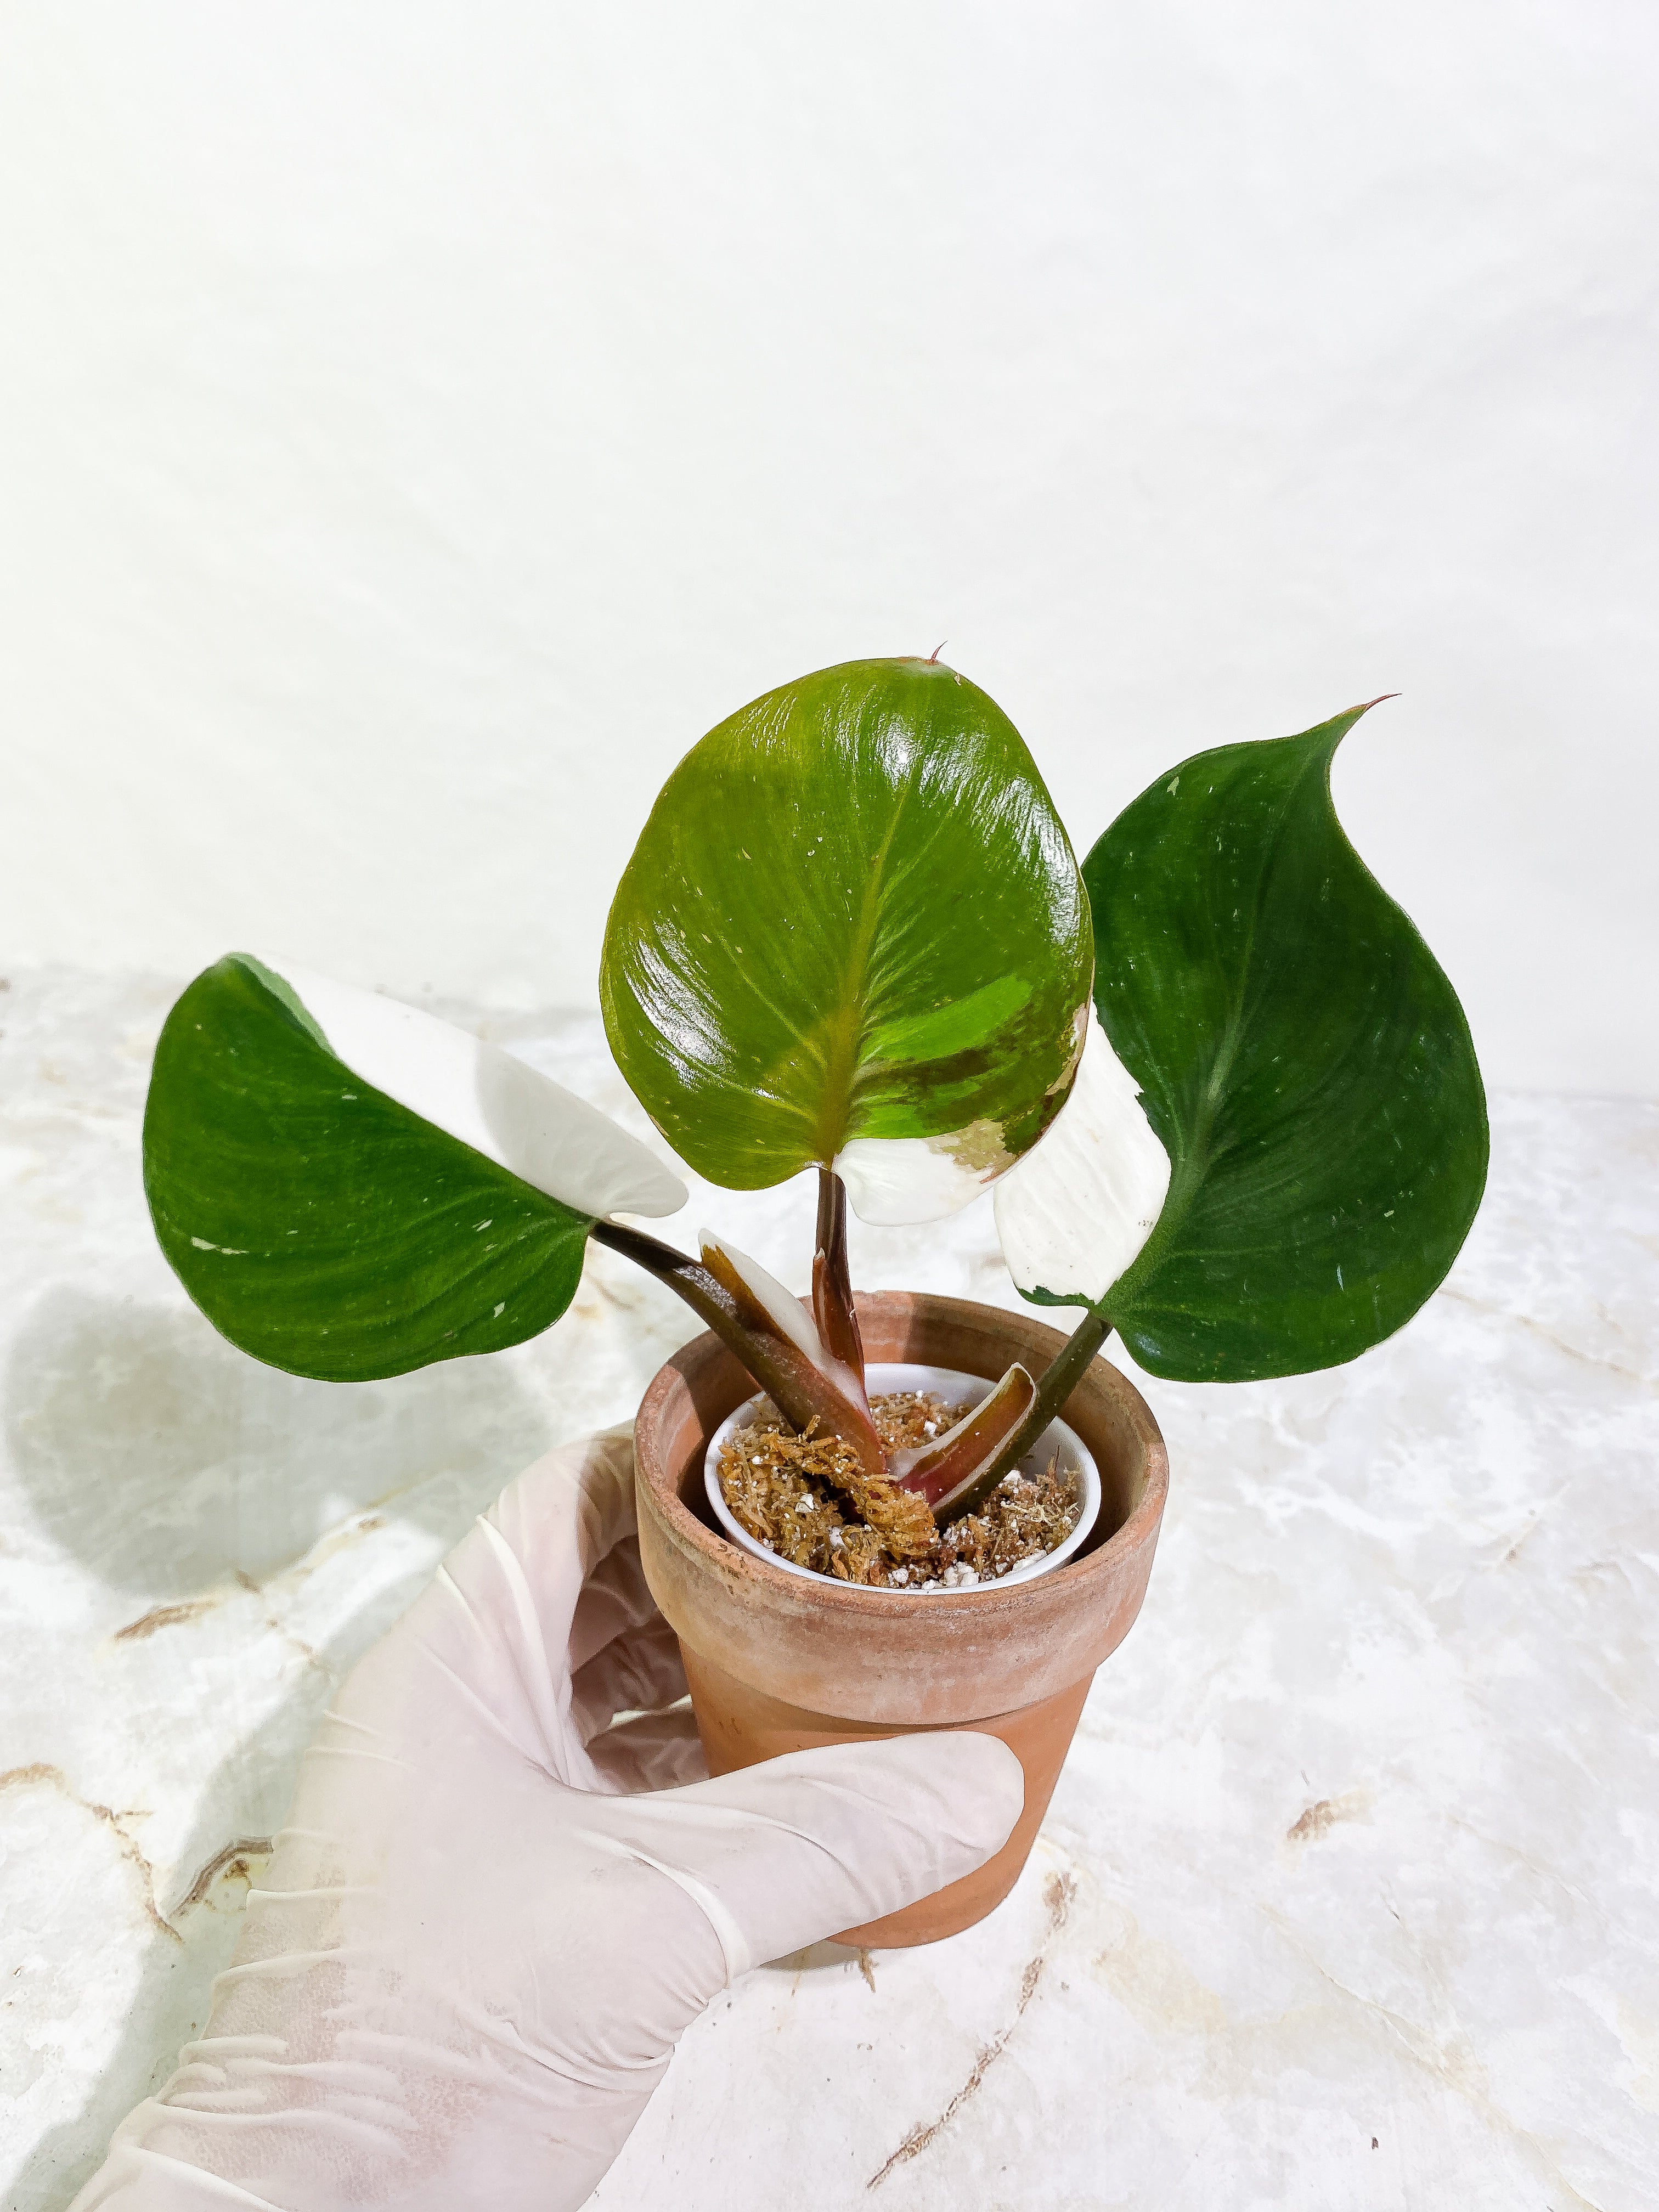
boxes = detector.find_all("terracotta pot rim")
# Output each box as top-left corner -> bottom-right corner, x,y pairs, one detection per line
636,1291 -> 1169,1624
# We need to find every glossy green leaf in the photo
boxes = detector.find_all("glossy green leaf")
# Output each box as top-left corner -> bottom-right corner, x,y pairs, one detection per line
600,657 -> 1093,1222
1051,704 -> 1488,1380
143,955 -> 670,1381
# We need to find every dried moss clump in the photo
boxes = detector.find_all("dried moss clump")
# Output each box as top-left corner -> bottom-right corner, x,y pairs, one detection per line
715,1413 -> 934,1573
716,1392 -> 1082,1589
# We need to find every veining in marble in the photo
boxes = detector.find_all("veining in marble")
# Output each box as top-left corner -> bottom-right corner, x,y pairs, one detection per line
1,968 -> 1655,2209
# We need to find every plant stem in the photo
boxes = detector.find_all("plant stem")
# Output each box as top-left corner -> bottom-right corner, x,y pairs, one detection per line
812,1165 -> 866,1383
977,1302 -> 1113,1486
590,1217 -> 884,1474
590,1218 -> 736,1333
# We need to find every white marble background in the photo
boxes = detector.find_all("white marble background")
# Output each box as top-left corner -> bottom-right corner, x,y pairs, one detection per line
2,968 -> 1655,2211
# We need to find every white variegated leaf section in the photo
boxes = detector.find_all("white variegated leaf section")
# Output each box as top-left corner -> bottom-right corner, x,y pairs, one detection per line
266,960 -> 686,1220
994,1011 -> 1171,1304
836,1133 -> 998,1227
838,1003 -> 1090,1228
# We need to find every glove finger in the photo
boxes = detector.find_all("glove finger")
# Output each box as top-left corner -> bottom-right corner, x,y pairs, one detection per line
586,1732 -> 1024,1982
586,1702 -> 707,1792
566,1534 -> 662,1677
568,1615 -> 689,1746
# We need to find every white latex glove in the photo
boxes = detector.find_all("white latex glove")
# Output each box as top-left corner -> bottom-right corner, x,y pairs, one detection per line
70,1430 -> 1024,2212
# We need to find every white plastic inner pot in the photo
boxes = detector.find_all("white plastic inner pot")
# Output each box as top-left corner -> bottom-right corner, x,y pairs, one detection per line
703,1361 -> 1101,1593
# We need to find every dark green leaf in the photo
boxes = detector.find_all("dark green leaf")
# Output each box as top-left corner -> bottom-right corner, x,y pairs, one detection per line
1080,705 -> 1488,1380
144,956 -> 595,1380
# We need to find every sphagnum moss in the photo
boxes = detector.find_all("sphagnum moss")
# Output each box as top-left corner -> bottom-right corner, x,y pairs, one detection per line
717,1393 -> 1080,1589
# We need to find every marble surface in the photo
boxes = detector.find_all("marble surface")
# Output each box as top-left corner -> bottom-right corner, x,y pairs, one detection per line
2,967 -> 1656,2212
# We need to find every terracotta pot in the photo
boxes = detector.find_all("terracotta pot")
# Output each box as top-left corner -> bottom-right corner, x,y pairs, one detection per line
633,1292 -> 1168,1947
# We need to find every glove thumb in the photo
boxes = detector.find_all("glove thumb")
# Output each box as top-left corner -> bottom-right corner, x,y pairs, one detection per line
600,1731 -> 1025,1979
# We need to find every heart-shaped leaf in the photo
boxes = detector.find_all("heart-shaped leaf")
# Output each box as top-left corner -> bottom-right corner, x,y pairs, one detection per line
144,955 -> 685,1381
1000,704 -> 1488,1381
600,657 -> 1093,1223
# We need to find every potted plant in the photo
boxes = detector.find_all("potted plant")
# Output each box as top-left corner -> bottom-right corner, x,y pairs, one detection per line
142,654 -> 1487,1944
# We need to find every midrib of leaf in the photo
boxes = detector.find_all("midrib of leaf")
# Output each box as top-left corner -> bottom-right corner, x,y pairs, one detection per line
809,771 -> 916,1162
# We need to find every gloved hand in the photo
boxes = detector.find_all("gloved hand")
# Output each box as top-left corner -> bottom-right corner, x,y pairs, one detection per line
70,1429 -> 1024,2212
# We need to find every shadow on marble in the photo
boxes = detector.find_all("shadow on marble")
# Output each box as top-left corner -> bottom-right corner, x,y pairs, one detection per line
5,1288 -> 552,1595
